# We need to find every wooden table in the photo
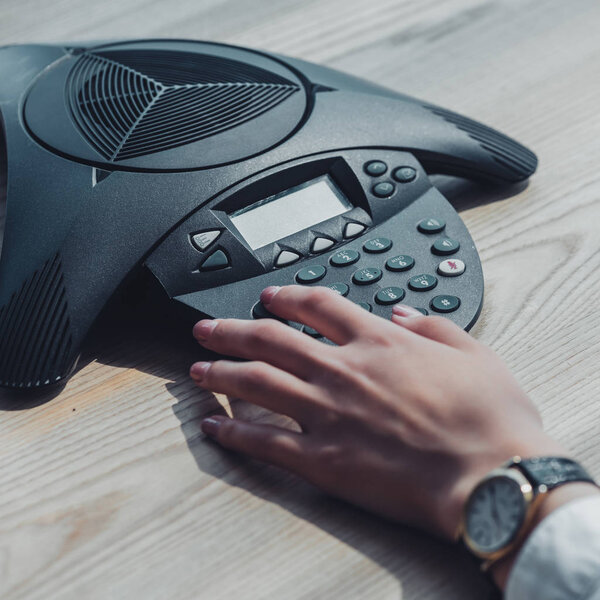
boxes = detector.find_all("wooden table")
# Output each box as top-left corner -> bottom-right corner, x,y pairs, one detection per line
1,1 -> 599,598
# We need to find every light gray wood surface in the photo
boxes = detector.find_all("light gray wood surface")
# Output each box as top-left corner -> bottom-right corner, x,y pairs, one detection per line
1,1 -> 599,598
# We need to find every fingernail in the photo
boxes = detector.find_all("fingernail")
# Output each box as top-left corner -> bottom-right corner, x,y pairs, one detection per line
193,319 -> 218,341
190,361 -> 211,381
260,286 -> 281,306
201,416 -> 225,437
392,304 -> 423,318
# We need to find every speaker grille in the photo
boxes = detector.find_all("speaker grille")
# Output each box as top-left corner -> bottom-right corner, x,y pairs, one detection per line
0,254 -> 75,388
66,50 -> 301,162
427,106 -> 538,179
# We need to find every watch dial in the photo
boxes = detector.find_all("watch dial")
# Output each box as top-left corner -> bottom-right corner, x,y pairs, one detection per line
465,476 -> 526,553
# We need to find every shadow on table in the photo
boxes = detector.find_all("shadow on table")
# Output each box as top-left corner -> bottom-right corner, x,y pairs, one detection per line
167,372 -> 497,600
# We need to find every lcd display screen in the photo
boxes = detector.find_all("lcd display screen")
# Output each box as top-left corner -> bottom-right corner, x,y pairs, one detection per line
230,175 -> 353,250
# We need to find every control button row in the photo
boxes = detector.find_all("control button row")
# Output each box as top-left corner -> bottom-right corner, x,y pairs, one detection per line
363,160 -> 418,183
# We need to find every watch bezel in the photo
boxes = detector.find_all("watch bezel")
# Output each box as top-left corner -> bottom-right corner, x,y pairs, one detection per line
460,467 -> 536,563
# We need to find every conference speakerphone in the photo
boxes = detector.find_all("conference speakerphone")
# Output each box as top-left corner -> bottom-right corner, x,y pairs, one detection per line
0,39 -> 537,390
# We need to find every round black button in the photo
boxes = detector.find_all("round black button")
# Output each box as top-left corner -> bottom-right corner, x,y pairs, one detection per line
352,267 -> 383,285
417,218 -> 446,234
392,166 -> 417,183
252,301 -> 287,322
355,301 -> 372,312
296,265 -> 326,284
363,237 -> 393,253
364,160 -> 388,176
432,237 -> 460,256
412,307 -> 428,315
327,282 -> 349,297
430,295 -> 461,313
329,249 -> 360,267
408,273 -> 438,292
385,254 -> 415,272
375,286 -> 406,305
372,181 -> 396,198
302,325 -> 322,338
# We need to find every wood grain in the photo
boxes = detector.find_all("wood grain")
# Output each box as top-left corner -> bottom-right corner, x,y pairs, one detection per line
1,0 -> 599,598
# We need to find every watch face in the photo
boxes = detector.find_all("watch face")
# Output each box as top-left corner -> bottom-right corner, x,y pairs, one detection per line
464,475 -> 527,554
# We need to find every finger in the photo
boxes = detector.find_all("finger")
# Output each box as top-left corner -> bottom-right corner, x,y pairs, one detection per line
259,285 -> 385,345
190,359 -> 318,422
201,415 -> 310,474
193,317 -> 326,380
391,305 -> 475,350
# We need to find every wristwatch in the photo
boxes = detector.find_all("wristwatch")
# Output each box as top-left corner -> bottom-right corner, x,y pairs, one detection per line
457,456 -> 597,570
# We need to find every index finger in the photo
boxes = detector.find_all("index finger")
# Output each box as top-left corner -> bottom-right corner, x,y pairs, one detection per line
259,285 -> 385,345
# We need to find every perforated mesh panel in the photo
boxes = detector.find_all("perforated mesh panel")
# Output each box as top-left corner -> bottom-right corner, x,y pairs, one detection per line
66,50 -> 301,162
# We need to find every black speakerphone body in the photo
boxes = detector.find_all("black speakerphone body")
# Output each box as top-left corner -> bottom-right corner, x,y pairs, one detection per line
0,39 -> 537,390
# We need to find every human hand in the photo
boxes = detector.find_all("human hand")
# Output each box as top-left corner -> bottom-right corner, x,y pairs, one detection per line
190,285 -> 565,542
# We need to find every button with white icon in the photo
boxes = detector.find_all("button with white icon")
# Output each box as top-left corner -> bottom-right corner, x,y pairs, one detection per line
430,295 -> 461,313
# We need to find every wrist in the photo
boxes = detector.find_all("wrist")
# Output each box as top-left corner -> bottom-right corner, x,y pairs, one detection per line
489,481 -> 600,589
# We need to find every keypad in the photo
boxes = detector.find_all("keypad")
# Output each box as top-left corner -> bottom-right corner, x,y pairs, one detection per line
408,273 -> 438,291
296,265 -> 327,284
247,209 -> 466,330
375,286 -> 405,305
330,249 -> 360,267
353,267 -> 383,285
385,254 -> 415,272
363,237 -> 392,253
431,237 -> 460,256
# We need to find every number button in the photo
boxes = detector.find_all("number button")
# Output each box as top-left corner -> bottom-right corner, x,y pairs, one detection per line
330,249 -> 360,267
252,301 -> 287,322
408,273 -> 438,291
355,301 -> 372,312
352,267 -> 383,285
302,325 -> 322,338
363,237 -> 392,253
417,218 -> 446,234
327,282 -> 349,296
430,295 -> 461,313
432,237 -> 460,256
296,265 -> 326,284
375,286 -> 406,305
385,254 -> 415,272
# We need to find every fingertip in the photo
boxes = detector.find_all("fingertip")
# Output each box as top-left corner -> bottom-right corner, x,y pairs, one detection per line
260,286 -> 282,306
193,319 -> 218,342
392,304 -> 425,318
201,415 -> 229,438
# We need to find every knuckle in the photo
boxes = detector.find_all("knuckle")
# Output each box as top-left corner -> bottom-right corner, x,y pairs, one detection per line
240,362 -> 269,389
301,286 -> 337,312
249,318 -> 282,343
